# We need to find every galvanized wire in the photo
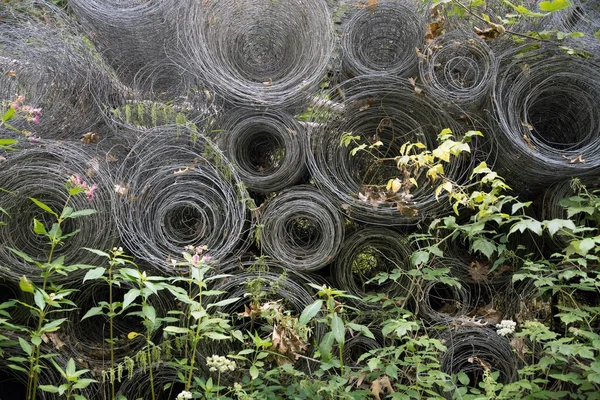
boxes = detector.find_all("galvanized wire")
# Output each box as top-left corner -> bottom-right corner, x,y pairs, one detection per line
307,75 -> 469,225
114,125 -> 253,272
419,30 -> 497,111
0,140 -> 119,283
0,8 -> 124,140
216,108 -> 308,194
439,327 -> 519,398
341,0 -> 424,77
491,45 -> 600,196
258,185 -> 345,272
331,227 -> 413,309
177,0 -> 334,108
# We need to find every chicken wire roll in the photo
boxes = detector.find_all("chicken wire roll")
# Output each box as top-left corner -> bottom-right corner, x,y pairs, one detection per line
216,108 -> 307,193
206,262 -> 325,373
0,13 -> 124,140
331,227 -> 413,309
439,327 -> 519,398
551,0 -> 600,57
341,0 -> 424,77
67,0 -> 190,96
179,0 -> 334,108
0,140 -> 118,283
491,46 -> 600,196
419,30 -> 497,112
114,126 -> 252,271
307,75 -> 469,226
258,185 -> 345,272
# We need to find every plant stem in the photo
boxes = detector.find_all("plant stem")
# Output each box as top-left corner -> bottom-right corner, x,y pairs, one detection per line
147,334 -> 156,400
185,285 -> 203,390
108,265 -> 115,400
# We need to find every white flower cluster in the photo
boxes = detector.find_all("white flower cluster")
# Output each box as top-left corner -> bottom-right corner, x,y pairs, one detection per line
176,390 -> 192,400
207,355 -> 236,373
496,319 -> 517,336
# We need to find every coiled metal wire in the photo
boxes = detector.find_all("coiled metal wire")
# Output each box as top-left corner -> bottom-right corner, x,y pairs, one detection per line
491,46 -> 600,196
258,185 -> 345,272
307,75 -> 469,225
114,125 -> 253,272
341,0 -> 424,77
216,108 -> 307,193
178,0 -> 334,108
0,140 -> 119,283
419,30 -> 497,111
331,227 -> 413,309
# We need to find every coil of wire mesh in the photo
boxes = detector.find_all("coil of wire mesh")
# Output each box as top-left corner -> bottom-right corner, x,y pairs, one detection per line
330,227 -> 413,309
202,260 -> 326,373
550,0 -> 600,57
67,0 -> 189,96
340,0 -> 424,77
0,140 -> 119,283
439,327 -> 519,398
418,278 -> 471,324
307,74 -> 469,225
59,279 -> 177,371
113,125 -> 253,273
257,185 -> 345,272
178,0 -> 334,108
216,108 -> 307,194
0,336 -> 100,400
491,45 -> 600,196
0,12 -> 124,140
418,30 -> 497,112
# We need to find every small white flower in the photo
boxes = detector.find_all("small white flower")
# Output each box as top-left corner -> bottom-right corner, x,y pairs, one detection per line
176,390 -> 192,400
206,355 -> 237,373
495,319 -> 516,336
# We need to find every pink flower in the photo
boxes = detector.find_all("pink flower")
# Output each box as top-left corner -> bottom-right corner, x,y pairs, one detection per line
31,115 -> 40,125
86,184 -> 97,201
191,253 -> 200,266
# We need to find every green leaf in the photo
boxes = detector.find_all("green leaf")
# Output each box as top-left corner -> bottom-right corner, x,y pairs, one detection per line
0,138 -> 17,145
83,267 -> 106,283
41,318 -> 67,333
572,238 -> 596,256
33,218 -> 47,235
18,337 -> 32,356
204,332 -> 230,340
319,332 -> 334,358
471,238 -> 496,259
82,248 -> 111,258
509,219 -> 543,236
34,290 -> 45,311
331,314 -> 345,345
539,0 -> 572,12
122,289 -> 140,311
39,385 -> 60,393
11,248 -> 35,263
68,209 -> 97,219
72,379 -> 97,390
66,358 -> 76,377
19,275 -> 35,293
81,306 -> 104,321
142,304 -> 156,324
2,107 -> 15,123
207,298 -> 240,309
249,365 -> 259,380
29,197 -> 57,217
163,326 -> 189,334
410,250 -> 430,267
299,300 -> 323,325
545,219 -> 576,237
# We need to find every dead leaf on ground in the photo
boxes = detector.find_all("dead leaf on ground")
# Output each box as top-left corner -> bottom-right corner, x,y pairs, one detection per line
263,78 -> 273,87
41,332 -> 65,350
5,70 -> 17,77
371,376 -> 394,400
467,356 -> 492,371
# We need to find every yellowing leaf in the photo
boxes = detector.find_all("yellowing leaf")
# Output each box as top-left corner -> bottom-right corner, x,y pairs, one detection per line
539,0 -> 572,12
127,332 -> 139,340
